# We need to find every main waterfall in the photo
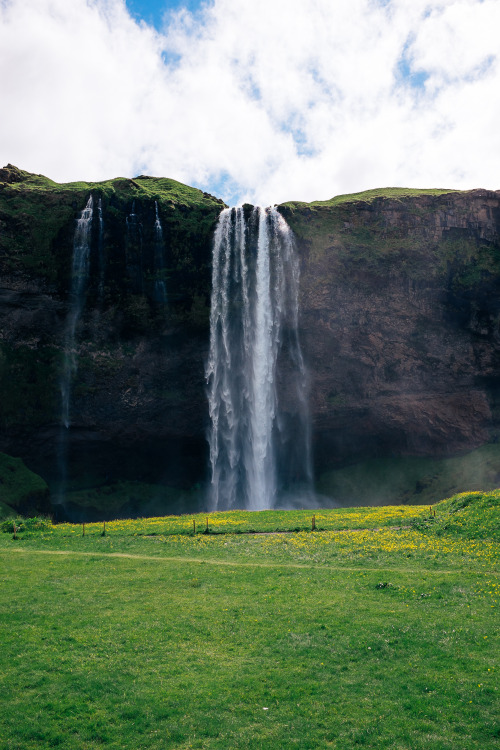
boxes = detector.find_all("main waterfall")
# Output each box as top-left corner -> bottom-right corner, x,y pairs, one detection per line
206,206 -> 312,511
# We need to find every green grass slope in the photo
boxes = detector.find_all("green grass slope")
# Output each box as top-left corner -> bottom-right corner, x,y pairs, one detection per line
0,452 -> 49,516
0,493 -> 497,749
0,164 -> 224,209
430,489 -> 500,541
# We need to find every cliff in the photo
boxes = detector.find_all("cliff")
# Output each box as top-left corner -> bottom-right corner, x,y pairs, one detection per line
0,164 -> 224,516
281,188 -> 500,469
1,166 -> 500,518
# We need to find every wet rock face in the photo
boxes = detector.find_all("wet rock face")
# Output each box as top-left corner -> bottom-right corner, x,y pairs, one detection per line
283,189 -> 500,472
0,168 -> 222,493
1,170 -> 500,507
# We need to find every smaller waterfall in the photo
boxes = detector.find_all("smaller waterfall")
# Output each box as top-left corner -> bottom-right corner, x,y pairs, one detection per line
206,206 -> 312,511
126,201 -> 143,292
56,195 -> 93,504
97,197 -> 105,300
153,201 -> 167,305
127,200 -> 138,227
60,195 -> 93,428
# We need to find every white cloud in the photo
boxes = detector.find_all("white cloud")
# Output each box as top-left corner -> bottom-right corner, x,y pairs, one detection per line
0,0 -> 499,204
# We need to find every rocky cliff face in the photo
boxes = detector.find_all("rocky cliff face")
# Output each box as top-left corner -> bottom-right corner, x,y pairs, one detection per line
282,188 -> 500,473
1,168 -> 500,517
0,165 -> 224,514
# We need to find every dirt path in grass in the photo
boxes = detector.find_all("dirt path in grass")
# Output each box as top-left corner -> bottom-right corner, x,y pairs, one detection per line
3,547 -> 457,574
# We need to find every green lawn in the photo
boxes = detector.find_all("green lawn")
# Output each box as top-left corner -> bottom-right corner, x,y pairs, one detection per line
0,493 -> 498,749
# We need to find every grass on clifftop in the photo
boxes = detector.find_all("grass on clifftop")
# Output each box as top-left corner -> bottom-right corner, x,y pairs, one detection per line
0,492 -> 498,749
281,186 -> 461,210
0,164 -> 225,210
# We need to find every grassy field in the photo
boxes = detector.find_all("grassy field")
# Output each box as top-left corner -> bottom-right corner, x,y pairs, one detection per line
0,492 -> 498,749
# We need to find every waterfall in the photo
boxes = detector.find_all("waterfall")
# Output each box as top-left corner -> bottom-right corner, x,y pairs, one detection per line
126,200 -> 143,292
153,201 -> 167,305
206,206 -> 312,511
97,197 -> 104,300
56,195 -> 93,504
60,195 -> 93,429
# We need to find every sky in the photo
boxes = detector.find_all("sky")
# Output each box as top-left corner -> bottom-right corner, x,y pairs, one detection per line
1,0 -> 499,205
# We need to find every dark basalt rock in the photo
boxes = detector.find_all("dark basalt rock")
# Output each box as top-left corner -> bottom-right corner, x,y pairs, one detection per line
1,170 -> 500,516
281,188 -> 500,473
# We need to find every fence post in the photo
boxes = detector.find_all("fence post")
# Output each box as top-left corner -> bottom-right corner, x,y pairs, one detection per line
312,515 -> 316,531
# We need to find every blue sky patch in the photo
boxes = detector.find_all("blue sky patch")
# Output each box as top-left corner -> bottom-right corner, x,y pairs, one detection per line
126,0 -> 207,29
396,39 -> 429,91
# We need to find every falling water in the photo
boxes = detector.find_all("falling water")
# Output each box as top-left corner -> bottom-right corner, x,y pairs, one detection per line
97,197 -> 104,300
206,206 -> 312,511
56,195 -> 93,504
126,200 -> 143,292
153,201 -> 167,305
60,195 -> 93,429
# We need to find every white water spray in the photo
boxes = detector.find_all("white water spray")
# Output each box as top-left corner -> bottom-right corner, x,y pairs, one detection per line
206,206 -> 312,511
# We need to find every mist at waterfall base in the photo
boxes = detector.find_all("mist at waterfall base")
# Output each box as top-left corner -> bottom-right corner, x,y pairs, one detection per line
206,206 -> 315,512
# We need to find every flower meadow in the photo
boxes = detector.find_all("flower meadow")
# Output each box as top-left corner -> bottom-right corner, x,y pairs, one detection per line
4,491 -> 498,585
0,491 -> 498,749
31,502 -> 432,537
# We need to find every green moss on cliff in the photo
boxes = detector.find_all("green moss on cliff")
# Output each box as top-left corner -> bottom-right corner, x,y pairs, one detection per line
280,188 -> 500,294
0,164 -> 225,301
442,236 -> 500,288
